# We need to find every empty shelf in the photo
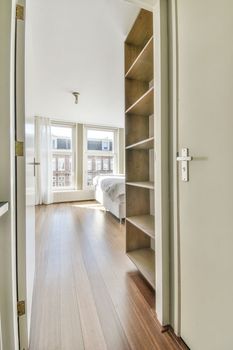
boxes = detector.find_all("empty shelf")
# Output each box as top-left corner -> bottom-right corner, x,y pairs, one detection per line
126,181 -> 154,190
125,9 -> 153,47
126,215 -> 155,238
125,87 -> 154,116
127,248 -> 155,288
125,36 -> 153,82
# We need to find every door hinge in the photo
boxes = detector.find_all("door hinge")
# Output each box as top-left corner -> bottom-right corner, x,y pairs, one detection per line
16,4 -> 24,20
17,300 -> 25,317
15,141 -> 24,157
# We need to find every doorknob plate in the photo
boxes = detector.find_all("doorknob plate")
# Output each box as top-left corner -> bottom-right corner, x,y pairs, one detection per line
176,148 -> 192,182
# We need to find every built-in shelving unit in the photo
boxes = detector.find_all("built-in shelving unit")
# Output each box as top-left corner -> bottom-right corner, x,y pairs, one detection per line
125,9 -> 155,288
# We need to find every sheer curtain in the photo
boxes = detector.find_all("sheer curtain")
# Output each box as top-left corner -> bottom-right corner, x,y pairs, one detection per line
35,117 -> 53,204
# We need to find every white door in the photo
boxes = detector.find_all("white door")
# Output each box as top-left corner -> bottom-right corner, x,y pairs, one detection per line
176,1 -> 233,349
15,2 -> 36,349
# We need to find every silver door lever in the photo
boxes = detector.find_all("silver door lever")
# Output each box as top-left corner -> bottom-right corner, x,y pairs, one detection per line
176,148 -> 192,182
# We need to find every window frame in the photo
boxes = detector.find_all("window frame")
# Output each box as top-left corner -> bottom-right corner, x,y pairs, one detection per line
51,122 -> 77,191
83,125 -> 119,189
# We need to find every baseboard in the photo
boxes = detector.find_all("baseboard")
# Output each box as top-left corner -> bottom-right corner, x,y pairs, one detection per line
154,317 -> 189,349
166,327 -> 190,350
53,190 -> 95,203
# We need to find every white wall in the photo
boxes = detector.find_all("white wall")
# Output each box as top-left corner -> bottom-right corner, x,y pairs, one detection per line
0,0 -> 18,348
26,0 -> 139,127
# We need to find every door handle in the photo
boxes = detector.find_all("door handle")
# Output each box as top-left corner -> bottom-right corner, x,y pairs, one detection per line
28,158 -> 40,176
176,148 -> 192,182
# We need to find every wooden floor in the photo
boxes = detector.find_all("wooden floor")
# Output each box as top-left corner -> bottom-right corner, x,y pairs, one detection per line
30,202 -> 186,350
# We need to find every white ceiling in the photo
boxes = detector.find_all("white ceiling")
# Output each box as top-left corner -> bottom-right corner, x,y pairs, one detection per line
25,0 -> 140,127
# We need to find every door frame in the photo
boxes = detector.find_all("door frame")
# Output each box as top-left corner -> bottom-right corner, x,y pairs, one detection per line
15,1 -> 29,348
168,0 -> 181,336
153,0 -> 170,327
0,0 -> 20,348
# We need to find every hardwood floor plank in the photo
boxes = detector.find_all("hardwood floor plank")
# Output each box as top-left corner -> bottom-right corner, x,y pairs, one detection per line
31,205 -> 62,349
59,207 -> 85,350
69,238 -> 107,348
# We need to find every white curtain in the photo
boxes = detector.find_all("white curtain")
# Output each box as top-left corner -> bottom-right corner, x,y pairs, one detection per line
35,117 -> 53,205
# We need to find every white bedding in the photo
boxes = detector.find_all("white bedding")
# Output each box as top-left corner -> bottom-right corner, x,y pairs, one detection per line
93,175 -> 125,202
94,175 -> 126,220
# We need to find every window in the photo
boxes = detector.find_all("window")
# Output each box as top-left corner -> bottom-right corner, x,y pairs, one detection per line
51,124 -> 76,190
88,158 -> 92,171
58,158 -> 65,171
84,127 -> 118,187
96,158 -> 101,171
103,158 -> 109,171
110,158 -> 114,171
102,140 -> 111,151
52,158 -> 56,171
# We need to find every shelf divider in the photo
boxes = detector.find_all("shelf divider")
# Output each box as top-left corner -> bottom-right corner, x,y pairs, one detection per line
126,215 -> 155,239
125,36 -> 153,82
126,87 -> 154,116
127,248 -> 155,288
126,137 -> 154,150
126,181 -> 154,190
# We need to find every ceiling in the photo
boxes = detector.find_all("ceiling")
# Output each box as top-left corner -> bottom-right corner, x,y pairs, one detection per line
25,0 -> 140,127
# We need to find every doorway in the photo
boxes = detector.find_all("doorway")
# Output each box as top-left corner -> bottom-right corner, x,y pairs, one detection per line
18,0 -> 173,348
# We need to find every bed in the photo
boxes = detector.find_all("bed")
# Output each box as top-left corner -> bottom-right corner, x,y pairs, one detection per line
93,174 -> 125,223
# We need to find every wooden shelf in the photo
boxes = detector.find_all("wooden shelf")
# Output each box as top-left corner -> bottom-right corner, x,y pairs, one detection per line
126,37 -> 153,82
126,87 -> 154,116
126,215 -> 155,239
126,181 -> 154,190
125,79 -> 148,111
0,202 -> 9,217
126,9 -> 153,47
127,248 -> 155,288
126,137 -> 154,150
125,115 -> 150,147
